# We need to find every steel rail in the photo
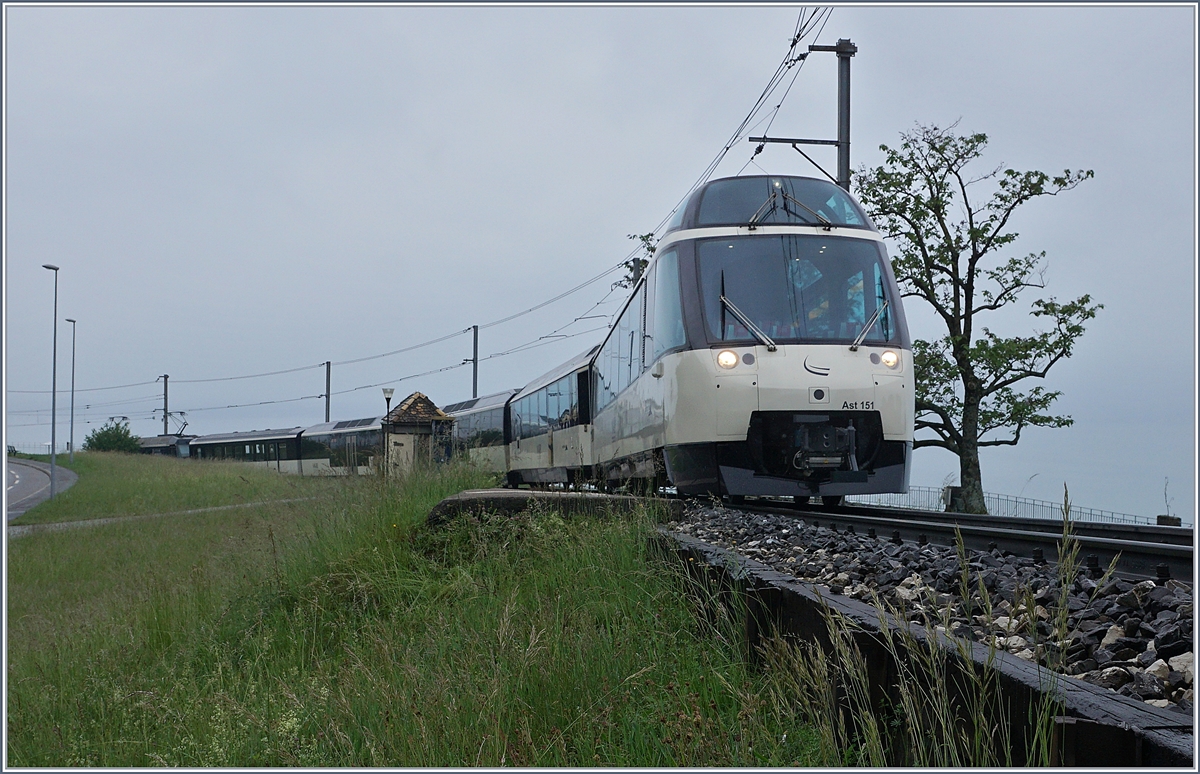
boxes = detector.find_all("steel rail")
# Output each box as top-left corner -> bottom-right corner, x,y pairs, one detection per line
734,501 -> 1194,585
836,501 -> 1194,546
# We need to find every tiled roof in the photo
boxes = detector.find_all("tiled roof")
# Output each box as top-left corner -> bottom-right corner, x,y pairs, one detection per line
384,392 -> 447,424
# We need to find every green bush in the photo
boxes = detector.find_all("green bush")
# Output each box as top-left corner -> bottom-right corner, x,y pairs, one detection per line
82,420 -> 141,453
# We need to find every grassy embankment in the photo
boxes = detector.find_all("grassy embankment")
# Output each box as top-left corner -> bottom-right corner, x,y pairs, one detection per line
11,452 -> 340,525
7,456 -> 821,766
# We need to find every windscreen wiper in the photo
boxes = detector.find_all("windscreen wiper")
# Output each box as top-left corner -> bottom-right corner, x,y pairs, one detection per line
849,299 -> 889,351
747,192 -> 778,229
720,294 -> 777,352
780,190 -> 834,228
747,190 -> 834,230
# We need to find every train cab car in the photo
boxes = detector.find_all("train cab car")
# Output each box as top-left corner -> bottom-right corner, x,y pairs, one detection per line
506,346 -> 596,487
298,417 -> 383,475
189,427 -> 305,473
592,174 -> 914,500
443,389 -> 518,473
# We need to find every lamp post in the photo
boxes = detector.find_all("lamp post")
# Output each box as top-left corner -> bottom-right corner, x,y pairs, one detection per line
66,318 -> 76,463
42,264 -> 60,498
382,387 -> 394,476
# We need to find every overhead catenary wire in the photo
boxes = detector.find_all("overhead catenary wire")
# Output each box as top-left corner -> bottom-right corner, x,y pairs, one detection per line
8,379 -> 158,395
6,260 -> 629,396
9,12 -> 832,431
649,7 -> 833,237
7,393 -> 162,414
171,362 -> 327,384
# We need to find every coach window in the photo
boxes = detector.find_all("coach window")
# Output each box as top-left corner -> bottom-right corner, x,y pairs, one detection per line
614,283 -> 645,394
566,376 -> 577,425
546,385 -> 559,429
652,249 -> 685,360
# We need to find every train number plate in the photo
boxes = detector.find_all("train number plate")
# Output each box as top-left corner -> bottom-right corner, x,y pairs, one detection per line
841,400 -> 874,410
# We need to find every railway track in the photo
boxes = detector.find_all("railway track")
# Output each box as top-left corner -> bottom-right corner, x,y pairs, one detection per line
427,488 -> 1194,765
731,499 -> 1194,584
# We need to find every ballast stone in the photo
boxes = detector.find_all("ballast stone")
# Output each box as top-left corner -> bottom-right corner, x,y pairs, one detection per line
1087,667 -> 1134,690
667,501 -> 1194,711
1168,651 -> 1195,684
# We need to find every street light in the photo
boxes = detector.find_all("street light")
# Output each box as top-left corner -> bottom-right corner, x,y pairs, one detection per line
42,264 -> 59,498
382,388 -> 394,476
65,318 -> 76,463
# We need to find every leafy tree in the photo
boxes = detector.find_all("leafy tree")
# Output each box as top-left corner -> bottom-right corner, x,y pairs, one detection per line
82,420 -> 142,453
855,123 -> 1101,514
613,232 -> 656,290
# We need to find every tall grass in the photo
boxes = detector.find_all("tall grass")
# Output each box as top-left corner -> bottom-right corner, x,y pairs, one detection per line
7,463 -> 819,767
12,452 -> 338,525
755,485 -> 1107,767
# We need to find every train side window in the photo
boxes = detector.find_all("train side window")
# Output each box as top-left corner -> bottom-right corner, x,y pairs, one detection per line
567,375 -> 577,425
547,383 -> 560,430
616,283 -> 645,393
652,249 -> 685,359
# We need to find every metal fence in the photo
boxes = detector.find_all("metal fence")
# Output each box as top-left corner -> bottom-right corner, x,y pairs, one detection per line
6,442 -> 71,455
846,485 -> 1160,526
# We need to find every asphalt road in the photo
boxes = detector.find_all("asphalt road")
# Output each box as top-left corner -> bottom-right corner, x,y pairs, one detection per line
6,458 -> 78,521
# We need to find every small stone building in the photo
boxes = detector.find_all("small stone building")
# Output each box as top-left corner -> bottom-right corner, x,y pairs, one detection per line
382,392 -> 451,475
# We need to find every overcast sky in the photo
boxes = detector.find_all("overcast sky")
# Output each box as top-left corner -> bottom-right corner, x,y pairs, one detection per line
4,4 -> 1195,523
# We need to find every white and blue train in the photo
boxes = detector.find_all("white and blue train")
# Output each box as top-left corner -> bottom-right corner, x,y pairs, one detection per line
447,174 -> 915,505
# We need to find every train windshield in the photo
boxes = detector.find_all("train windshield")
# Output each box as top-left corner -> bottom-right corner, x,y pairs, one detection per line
698,235 -> 896,345
695,176 -> 870,228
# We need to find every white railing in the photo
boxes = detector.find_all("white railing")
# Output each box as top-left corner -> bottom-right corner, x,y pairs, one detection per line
846,485 -> 1160,526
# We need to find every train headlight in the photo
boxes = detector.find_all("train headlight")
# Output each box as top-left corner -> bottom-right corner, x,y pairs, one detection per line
717,350 -> 739,369
880,350 -> 900,369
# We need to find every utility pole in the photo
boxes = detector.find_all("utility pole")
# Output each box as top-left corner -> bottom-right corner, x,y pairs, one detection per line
825,37 -> 857,190
162,374 -> 169,435
66,318 -> 76,463
42,264 -> 59,498
472,325 -> 479,399
325,361 -> 331,422
748,37 -> 857,192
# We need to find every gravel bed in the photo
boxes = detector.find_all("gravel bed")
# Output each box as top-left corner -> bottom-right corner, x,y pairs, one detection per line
668,502 -> 1195,714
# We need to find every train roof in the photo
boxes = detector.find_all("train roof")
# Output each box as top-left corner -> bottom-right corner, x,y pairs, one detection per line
513,345 -> 600,402
301,417 -> 383,435
443,389 -> 519,415
664,174 -> 875,233
191,427 -> 305,445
